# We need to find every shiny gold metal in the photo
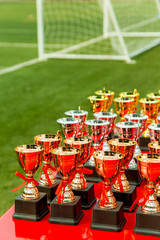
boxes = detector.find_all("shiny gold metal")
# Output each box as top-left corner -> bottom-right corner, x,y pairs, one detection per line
139,98 -> 159,137
119,89 -> 139,113
108,138 -> 136,192
114,97 -> 134,122
34,131 -> 62,186
15,145 -> 44,200
94,151 -> 123,209
137,153 -> 160,213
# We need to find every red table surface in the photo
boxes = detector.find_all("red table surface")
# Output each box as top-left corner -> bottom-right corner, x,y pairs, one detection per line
0,181 -> 159,240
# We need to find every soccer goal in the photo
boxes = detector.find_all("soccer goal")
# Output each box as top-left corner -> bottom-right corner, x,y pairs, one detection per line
36,0 -> 160,63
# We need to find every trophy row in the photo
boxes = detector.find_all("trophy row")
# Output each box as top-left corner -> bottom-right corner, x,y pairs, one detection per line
12,88 -> 160,237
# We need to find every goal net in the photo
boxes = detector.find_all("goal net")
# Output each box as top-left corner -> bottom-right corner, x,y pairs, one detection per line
37,0 -> 160,63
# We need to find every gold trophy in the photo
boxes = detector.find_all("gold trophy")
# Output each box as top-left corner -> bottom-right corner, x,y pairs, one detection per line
34,132 -> 62,204
133,154 -> 160,237
114,97 -> 134,122
90,151 -> 126,232
49,147 -> 84,225
147,92 -> 160,112
12,145 -> 49,221
119,89 -> 139,113
108,138 -> 137,212
64,136 -> 96,209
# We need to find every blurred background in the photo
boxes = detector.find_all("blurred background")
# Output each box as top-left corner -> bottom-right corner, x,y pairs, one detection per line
0,0 -> 160,216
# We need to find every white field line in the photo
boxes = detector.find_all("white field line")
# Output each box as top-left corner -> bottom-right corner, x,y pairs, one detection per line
0,42 -> 68,48
0,58 -> 39,76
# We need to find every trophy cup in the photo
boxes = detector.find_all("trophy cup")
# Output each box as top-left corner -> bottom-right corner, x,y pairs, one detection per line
147,92 -> 160,112
90,151 -> 126,232
65,107 -> 88,136
95,88 -> 114,108
12,145 -> 49,221
34,132 -> 62,204
84,119 -> 109,182
109,138 -> 137,212
94,110 -> 117,150
114,97 -> 134,122
117,120 -> 142,186
88,95 -> 110,113
64,136 -> 96,209
139,98 -> 159,150
57,117 -> 81,138
148,123 -> 160,142
49,147 -> 84,225
133,154 -> 160,237
119,89 -> 139,113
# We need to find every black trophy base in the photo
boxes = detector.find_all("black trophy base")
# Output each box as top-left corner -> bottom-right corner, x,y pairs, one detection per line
90,201 -> 126,232
138,136 -> 150,151
125,166 -> 142,186
49,196 -> 84,225
13,193 -> 49,221
83,161 -> 101,183
38,180 -> 60,205
72,183 -> 96,209
112,185 -> 137,212
134,206 -> 160,237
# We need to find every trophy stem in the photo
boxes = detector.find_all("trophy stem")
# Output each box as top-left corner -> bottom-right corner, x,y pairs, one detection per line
39,157 -> 56,186
58,178 -> 76,203
113,166 -> 130,192
141,181 -> 160,213
71,166 -> 87,190
88,143 -> 99,166
22,172 -> 40,200
99,183 -> 117,209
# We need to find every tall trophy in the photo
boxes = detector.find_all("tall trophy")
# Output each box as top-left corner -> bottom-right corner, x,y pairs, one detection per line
119,89 -> 139,113
94,110 -> 117,150
117,120 -> 142,186
49,147 -> 84,225
57,117 -> 81,138
84,119 -> 109,182
109,138 -> 137,212
34,132 -> 62,204
64,136 -> 96,209
148,123 -> 160,141
65,106 -> 88,136
139,98 -> 159,150
90,151 -> 126,232
114,97 -> 134,122
12,145 -> 49,221
133,154 -> 160,237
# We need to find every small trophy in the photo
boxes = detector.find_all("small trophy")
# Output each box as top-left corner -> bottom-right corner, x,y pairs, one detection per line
12,145 -> 49,221
34,132 -> 62,204
109,138 -> 137,212
114,97 -> 134,122
94,110 -> 117,150
90,151 -> 126,232
133,154 -> 160,237
148,123 -> 160,142
119,89 -> 139,113
65,107 -> 88,136
49,147 -> 84,225
57,117 -> 81,138
84,119 -> 109,182
64,136 -> 96,209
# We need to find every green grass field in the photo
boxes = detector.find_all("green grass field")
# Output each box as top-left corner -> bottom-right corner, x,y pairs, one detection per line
0,1 -> 160,216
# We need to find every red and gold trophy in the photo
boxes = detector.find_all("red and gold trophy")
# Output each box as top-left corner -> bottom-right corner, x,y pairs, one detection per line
65,107 -> 88,136
12,145 -> 49,221
148,123 -> 160,142
57,117 -> 81,138
133,154 -> 160,237
90,151 -> 126,232
64,136 -> 96,209
114,97 -> 134,122
147,92 -> 160,112
49,147 -> 84,225
84,119 -> 109,182
94,110 -> 117,150
119,89 -> 139,113
34,132 -> 62,204
109,138 -> 137,212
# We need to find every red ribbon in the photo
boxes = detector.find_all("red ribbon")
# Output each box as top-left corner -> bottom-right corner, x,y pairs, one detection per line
55,178 -> 74,204
117,173 -> 124,192
11,171 -> 39,192
130,186 -> 154,211
76,168 -> 93,189
98,181 -> 111,207
40,164 -> 56,187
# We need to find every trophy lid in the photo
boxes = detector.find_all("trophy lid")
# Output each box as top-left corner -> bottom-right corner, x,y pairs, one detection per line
95,88 -> 114,96
148,141 -> 160,150
64,136 -> 91,145
139,98 -> 159,104
146,92 -> 160,100
15,144 -> 43,153
116,121 -> 140,129
148,123 -> 160,131
88,95 -> 108,101
85,119 -> 109,126
137,153 -> 160,163
94,111 -> 117,119
34,132 -> 62,142
124,113 -> 148,120
65,109 -> 88,116
108,138 -> 136,147
114,97 -> 134,103
119,89 -> 139,97
93,150 -> 124,160
57,117 -> 81,124
52,147 -> 80,155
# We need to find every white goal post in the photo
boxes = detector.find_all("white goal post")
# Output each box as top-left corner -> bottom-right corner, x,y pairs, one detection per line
36,0 -> 160,63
